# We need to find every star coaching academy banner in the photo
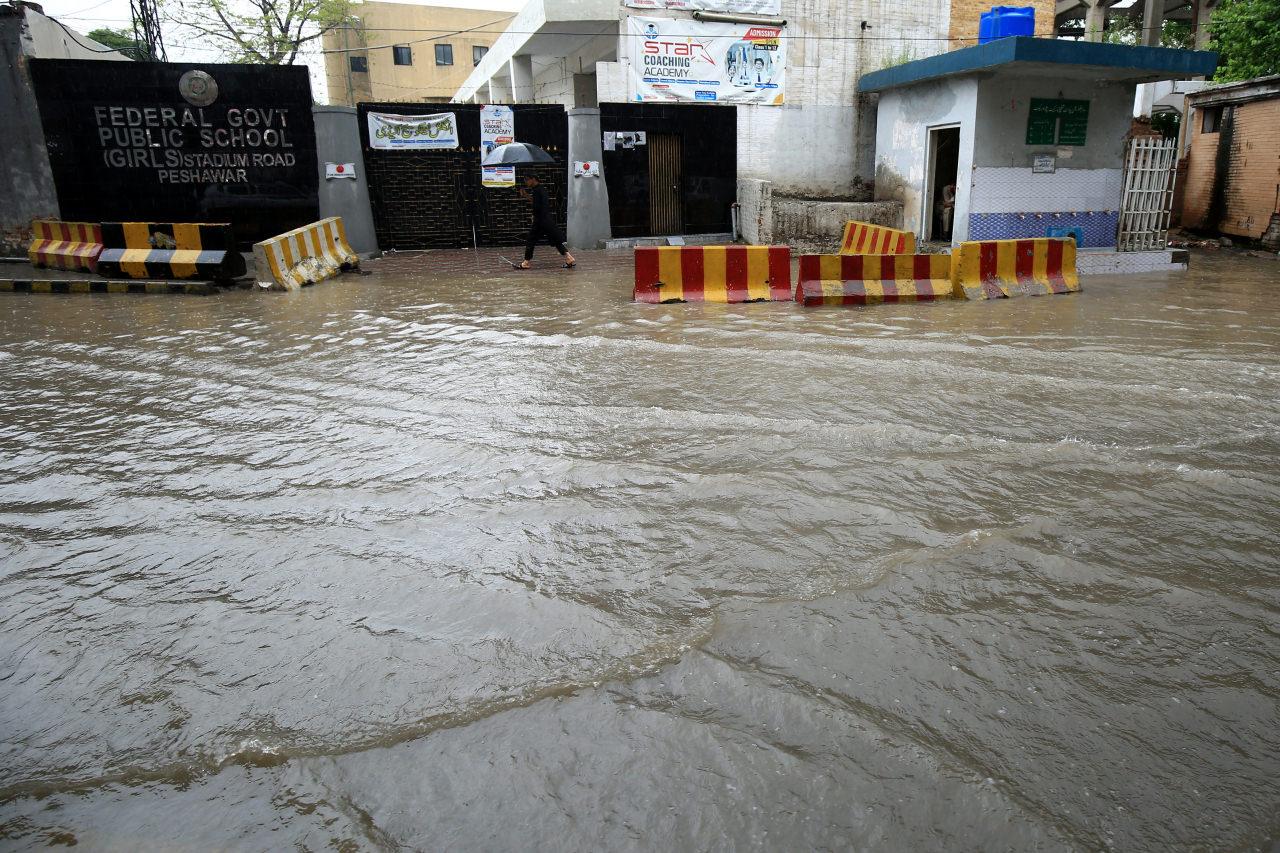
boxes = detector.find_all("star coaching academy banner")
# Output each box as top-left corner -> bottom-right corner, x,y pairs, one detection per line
479,104 -> 515,187
627,16 -> 785,106
624,0 -> 781,16
367,111 -> 459,150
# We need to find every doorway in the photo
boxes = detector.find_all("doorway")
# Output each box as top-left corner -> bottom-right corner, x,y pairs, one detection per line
648,133 -> 683,235
925,125 -> 960,243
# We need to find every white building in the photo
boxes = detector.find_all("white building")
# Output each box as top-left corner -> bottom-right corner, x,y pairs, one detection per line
451,0 -> 1058,247
862,37 -> 1215,272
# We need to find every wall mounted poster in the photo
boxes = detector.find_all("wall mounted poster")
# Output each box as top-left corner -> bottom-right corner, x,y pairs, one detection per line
624,0 -> 781,17
480,104 -> 516,187
367,111 -> 459,150
627,16 -> 785,105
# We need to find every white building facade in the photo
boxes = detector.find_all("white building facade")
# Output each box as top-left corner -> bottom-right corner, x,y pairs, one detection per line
451,0 -> 1051,245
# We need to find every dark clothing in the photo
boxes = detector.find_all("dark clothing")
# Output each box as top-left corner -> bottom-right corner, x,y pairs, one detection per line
523,183 -> 566,261
524,217 -> 567,261
529,184 -> 551,219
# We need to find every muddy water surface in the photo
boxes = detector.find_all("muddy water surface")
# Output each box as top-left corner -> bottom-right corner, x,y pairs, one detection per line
1,250 -> 1278,850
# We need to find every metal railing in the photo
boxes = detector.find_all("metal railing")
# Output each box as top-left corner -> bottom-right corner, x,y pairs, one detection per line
1118,136 -> 1179,252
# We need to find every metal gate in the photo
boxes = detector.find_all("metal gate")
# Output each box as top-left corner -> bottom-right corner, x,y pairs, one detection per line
358,103 -> 567,250
648,134 -> 684,235
1118,137 -> 1179,252
600,103 -> 736,239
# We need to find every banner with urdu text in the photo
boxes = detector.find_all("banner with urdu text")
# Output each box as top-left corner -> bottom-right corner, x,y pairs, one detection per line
623,0 -> 781,17
626,16 -> 785,106
367,111 -> 459,150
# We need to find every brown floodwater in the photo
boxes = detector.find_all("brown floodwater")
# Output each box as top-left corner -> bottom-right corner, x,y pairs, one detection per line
0,249 -> 1277,851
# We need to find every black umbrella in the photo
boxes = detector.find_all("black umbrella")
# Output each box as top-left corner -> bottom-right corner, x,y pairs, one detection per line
481,142 -> 555,165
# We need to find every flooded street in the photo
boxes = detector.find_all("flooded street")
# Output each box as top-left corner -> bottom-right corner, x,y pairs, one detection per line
1,249 -> 1278,850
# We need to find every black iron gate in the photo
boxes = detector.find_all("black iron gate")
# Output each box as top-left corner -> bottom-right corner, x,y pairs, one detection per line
358,103 -> 568,250
600,103 -> 736,238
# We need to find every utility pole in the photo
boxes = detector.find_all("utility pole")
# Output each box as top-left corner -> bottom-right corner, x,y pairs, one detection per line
344,24 -> 354,107
129,0 -> 166,60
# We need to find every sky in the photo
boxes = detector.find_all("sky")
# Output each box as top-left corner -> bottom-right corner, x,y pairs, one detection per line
37,0 -> 524,101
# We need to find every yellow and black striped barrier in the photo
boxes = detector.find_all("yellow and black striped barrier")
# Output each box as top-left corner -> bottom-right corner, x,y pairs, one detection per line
253,217 -> 358,291
0,279 -> 215,295
97,222 -> 246,281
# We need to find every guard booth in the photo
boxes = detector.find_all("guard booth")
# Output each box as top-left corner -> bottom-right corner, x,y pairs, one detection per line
859,38 -> 1217,268
358,103 -> 567,249
28,59 -> 319,247
600,104 -> 737,239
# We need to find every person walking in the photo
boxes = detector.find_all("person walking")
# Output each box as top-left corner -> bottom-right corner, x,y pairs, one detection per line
517,175 -> 575,269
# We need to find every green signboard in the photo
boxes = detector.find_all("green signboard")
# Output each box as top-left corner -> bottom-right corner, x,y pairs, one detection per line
1026,98 -> 1090,146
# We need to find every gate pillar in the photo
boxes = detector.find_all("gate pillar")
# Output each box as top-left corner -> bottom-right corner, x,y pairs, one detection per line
567,108 -> 612,249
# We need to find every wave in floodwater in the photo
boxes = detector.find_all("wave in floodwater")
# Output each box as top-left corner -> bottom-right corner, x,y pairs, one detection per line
1,251 -> 1278,851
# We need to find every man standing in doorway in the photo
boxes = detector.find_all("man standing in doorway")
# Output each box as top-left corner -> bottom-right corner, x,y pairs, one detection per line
517,175 -> 575,269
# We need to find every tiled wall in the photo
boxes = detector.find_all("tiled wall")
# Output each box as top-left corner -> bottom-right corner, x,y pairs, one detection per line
1077,249 -> 1186,275
967,166 -> 1121,247
968,211 -> 1118,247
969,167 -> 1122,213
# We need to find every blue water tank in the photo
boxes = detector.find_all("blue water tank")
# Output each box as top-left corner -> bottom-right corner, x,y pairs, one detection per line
978,6 -> 1035,43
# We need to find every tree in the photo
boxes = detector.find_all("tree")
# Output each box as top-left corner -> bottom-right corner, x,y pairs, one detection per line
164,0 -> 354,64
1099,17 -> 1194,49
1057,17 -> 1193,48
86,26 -> 149,59
1209,0 -> 1280,81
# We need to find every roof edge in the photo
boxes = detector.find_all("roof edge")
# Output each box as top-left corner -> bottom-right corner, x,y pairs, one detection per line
859,37 -> 1219,94
1186,74 -> 1280,106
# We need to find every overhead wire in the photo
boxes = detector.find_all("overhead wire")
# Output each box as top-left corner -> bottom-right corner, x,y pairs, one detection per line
316,26 -> 1070,49
47,14 -> 138,52
62,13 -> 1072,43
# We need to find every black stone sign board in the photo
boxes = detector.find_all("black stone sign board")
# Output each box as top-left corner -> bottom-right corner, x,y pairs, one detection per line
29,60 -> 318,247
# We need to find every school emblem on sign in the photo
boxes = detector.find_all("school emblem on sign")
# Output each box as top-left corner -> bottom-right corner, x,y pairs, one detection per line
178,70 -> 219,107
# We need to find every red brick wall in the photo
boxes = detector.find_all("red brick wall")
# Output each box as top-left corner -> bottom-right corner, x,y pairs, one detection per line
1181,106 -> 1219,229
1221,99 -> 1280,238
949,0 -> 1057,46
1181,98 -> 1280,238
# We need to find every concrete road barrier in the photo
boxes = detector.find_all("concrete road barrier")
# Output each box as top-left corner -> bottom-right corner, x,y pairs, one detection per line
795,254 -> 953,306
97,223 -> 245,281
633,245 -> 791,303
839,221 -> 916,256
1,278 -> 215,295
28,220 -> 103,273
253,217 -> 359,291
951,238 -> 1080,300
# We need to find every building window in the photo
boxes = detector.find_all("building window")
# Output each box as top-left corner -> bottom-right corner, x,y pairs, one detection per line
473,45 -> 488,66
435,43 -> 453,65
1201,105 -> 1222,134
349,55 -> 368,73
393,45 -> 412,66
